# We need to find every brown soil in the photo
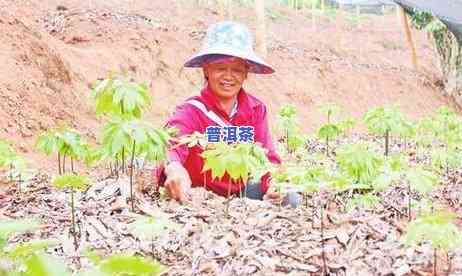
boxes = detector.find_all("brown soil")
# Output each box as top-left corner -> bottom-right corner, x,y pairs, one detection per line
0,0 -> 456,172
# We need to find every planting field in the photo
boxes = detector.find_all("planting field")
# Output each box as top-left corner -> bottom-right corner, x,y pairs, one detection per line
2,100 -> 462,275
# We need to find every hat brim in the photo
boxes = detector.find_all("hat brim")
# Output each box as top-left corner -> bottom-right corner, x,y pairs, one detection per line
184,46 -> 275,74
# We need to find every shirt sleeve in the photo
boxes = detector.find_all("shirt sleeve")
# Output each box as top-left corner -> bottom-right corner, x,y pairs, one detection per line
253,104 -> 281,193
166,104 -> 197,164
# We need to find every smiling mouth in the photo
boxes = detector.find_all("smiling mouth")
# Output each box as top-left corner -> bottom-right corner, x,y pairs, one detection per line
220,82 -> 236,90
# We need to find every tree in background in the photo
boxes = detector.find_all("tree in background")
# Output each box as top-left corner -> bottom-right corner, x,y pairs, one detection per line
408,9 -> 461,106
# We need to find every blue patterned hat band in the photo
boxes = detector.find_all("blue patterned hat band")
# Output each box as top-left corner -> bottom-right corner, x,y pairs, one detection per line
184,21 -> 275,74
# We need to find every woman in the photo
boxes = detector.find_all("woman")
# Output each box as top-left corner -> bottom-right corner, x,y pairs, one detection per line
158,21 -> 299,207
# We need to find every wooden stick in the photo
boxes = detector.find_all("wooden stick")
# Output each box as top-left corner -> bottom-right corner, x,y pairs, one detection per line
336,3 -> 343,52
399,6 -> 419,71
255,0 -> 267,58
311,0 -> 316,30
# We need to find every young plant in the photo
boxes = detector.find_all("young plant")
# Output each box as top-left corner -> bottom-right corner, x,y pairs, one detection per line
404,211 -> 462,275
317,103 -> 354,155
345,154 -> 407,213
201,142 -> 269,216
336,143 -> 384,187
0,140 -> 16,180
363,105 -> 410,156
337,117 -> 356,137
275,104 -> 304,154
0,140 -> 32,192
288,164 -> 333,275
0,219 -> 40,251
92,74 -> 152,173
346,193 -> 381,211
317,124 -> 341,156
432,107 -> 462,146
92,75 -> 151,119
289,165 -> 328,208
52,174 -> 90,248
0,219 -> 69,276
101,117 -> 170,211
395,119 -> 416,153
81,252 -> 165,276
128,213 -> 179,257
36,127 -> 89,174
430,147 -> 462,174
426,107 -> 462,173
405,166 -> 439,221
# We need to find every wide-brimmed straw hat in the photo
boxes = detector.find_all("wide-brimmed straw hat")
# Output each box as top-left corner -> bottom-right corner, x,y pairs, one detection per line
184,21 -> 274,74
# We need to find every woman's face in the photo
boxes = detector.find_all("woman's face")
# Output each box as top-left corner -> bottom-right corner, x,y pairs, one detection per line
203,58 -> 248,101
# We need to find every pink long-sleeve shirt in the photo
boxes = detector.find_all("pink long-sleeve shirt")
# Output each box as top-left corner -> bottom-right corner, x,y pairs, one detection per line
157,86 -> 281,197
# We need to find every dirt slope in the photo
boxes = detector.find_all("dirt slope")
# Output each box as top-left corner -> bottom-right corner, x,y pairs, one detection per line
0,0 -> 456,170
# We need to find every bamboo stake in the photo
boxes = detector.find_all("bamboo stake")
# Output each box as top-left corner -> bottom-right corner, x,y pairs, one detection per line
336,3 -> 343,52
382,5 -> 386,26
255,0 -> 267,58
311,0 -> 316,31
399,6 -> 419,71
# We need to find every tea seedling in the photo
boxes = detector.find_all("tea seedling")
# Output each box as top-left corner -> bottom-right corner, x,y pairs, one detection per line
317,103 -> 342,156
92,75 -> 151,119
0,219 -> 69,276
404,211 -> 462,275
92,75 -> 152,173
36,127 -> 89,174
128,213 -> 179,257
336,143 -> 383,186
276,104 -> 304,154
405,166 -> 439,221
201,142 -> 269,216
81,253 -> 166,276
0,140 -> 31,192
101,117 -> 170,211
363,105 -> 410,156
52,174 -> 90,248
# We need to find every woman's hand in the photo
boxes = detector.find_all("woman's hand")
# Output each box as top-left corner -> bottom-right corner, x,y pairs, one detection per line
164,161 -> 191,204
263,184 -> 283,205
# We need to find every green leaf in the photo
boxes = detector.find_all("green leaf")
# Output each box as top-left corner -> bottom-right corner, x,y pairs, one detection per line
404,211 -> 462,252
52,174 -> 90,191
92,75 -> 151,118
371,172 -> 394,192
346,193 -> 380,211
128,214 -> 178,240
84,249 -> 103,266
336,143 -> 384,185
275,104 -> 304,153
0,219 -> 40,243
100,118 -> 169,163
431,147 -> 461,171
7,240 -> 58,259
317,123 -> 341,140
23,253 -> 71,276
98,254 -> 165,276
363,105 -> 412,137
406,167 -> 439,195
337,117 -> 356,134
278,104 -> 297,118
201,142 -> 269,183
